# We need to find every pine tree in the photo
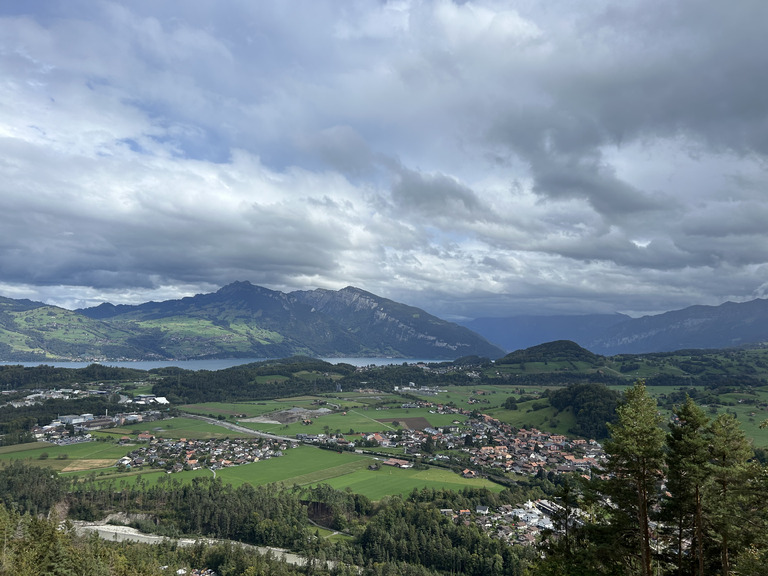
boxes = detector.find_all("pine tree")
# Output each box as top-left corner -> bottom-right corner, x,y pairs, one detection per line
664,396 -> 709,576
705,412 -> 752,576
604,380 -> 665,576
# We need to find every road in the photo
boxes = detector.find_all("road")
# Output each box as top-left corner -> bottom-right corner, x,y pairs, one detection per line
182,413 -> 297,443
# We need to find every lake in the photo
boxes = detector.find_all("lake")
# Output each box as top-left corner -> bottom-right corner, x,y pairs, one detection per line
0,357 -> 445,371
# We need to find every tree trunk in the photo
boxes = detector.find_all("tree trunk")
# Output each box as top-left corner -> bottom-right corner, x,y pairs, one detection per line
695,485 -> 704,576
638,478 -> 652,576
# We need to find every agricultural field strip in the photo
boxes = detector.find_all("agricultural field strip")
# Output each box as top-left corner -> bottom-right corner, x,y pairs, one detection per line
348,409 -> 397,431
276,458 -> 372,486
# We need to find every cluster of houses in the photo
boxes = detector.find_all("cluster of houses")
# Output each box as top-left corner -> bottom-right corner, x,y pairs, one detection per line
479,500 -> 564,545
32,410 -> 163,443
463,426 -> 605,477
116,436 -> 291,473
402,400 -> 606,477
1,383 -> 165,409
437,498 -> 581,545
295,397 -> 605,485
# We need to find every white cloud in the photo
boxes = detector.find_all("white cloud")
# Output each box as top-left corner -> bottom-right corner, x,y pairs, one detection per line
1,0 -> 767,320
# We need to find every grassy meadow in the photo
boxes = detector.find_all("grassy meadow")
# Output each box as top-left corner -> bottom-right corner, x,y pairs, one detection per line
0,440 -> 129,472
96,417 -> 243,440
47,443 -> 502,500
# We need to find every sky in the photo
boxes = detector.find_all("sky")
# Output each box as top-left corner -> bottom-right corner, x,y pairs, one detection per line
2,0 -> 768,321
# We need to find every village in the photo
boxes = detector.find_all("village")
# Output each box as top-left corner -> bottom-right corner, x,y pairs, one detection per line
13,383 -> 603,545
116,436 -> 291,473
303,397 -> 605,480
297,398 -> 604,545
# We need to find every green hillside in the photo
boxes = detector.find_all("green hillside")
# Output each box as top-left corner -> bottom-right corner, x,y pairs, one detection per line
0,283 -> 503,361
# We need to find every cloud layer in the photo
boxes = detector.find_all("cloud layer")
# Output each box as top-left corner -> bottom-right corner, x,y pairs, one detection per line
2,0 -> 768,319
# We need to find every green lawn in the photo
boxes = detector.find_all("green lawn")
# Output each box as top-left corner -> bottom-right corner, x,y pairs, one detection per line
180,402 -> 283,418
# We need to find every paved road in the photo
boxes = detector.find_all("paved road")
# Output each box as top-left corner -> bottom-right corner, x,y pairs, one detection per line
182,413 -> 297,443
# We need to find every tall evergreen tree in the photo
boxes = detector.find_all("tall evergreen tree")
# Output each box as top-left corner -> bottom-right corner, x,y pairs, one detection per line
705,412 -> 752,576
604,380 -> 665,576
664,396 -> 709,576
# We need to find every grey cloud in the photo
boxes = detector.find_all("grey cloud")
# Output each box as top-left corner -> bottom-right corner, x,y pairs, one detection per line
530,154 -> 666,216
296,125 -> 375,176
390,166 -> 484,218
2,1 -> 768,321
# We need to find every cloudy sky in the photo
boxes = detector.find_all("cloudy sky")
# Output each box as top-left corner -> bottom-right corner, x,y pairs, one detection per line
2,1 -> 767,320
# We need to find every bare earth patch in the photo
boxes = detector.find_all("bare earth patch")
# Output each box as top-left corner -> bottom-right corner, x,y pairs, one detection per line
377,417 -> 431,430
62,459 -> 115,472
244,407 -> 332,425
240,417 -> 282,425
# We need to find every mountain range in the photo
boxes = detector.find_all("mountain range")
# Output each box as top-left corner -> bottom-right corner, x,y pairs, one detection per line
1,282 -> 767,362
0,282 -> 503,361
463,298 -> 768,354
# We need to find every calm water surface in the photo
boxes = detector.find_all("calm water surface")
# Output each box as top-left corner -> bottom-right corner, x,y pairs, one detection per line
0,357 -> 444,371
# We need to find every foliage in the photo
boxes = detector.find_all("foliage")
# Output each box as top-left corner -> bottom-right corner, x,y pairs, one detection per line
539,386 -> 768,576
0,363 -> 147,390
0,499 -> 329,576
602,381 -> 666,576
546,382 -> 620,438
359,496 -> 536,576
498,340 -> 601,365
662,395 -> 710,575
0,460 -> 67,515
151,357 -> 352,403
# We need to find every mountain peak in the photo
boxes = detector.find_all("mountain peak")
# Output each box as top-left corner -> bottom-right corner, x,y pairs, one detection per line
3,282 -> 503,360
217,280 -> 257,293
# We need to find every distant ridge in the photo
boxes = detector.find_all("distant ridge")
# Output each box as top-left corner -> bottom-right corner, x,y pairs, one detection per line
462,314 -> 628,352
465,299 -> 768,355
4,286 -> 768,360
0,282 -> 503,361
586,298 -> 768,354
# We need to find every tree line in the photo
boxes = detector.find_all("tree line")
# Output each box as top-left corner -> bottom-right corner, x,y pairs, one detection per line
535,380 -> 768,576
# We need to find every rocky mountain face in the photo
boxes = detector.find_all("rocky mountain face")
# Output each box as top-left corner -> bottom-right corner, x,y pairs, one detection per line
291,286 -> 501,359
0,282 -> 504,361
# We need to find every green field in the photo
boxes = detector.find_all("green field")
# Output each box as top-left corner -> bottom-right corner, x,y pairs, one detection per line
5,378 -> 767,502
235,405 -> 464,437
321,465 -> 505,499
192,446 -> 501,499
53,444 -> 502,500
97,417 -> 242,440
208,381 -> 768,445
0,440 -> 130,472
